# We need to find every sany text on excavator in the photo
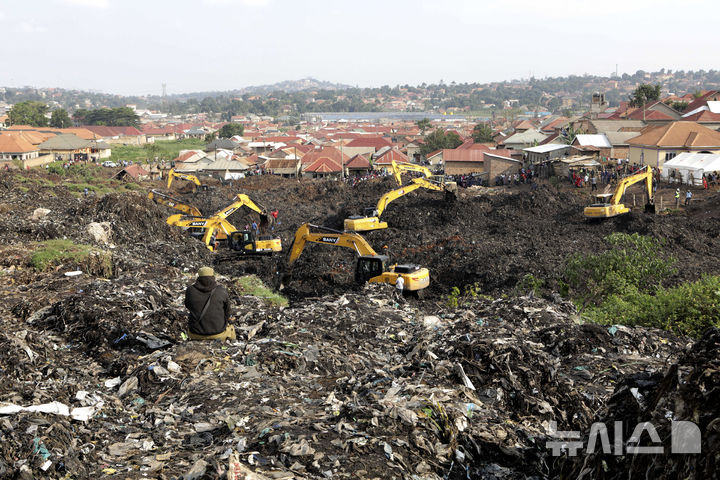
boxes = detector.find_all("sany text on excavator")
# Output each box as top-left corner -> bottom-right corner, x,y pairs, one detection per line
344,161 -> 457,232
148,190 -> 203,217
584,166 -> 655,218
288,223 -> 430,292
166,168 -> 209,191
167,194 -> 282,253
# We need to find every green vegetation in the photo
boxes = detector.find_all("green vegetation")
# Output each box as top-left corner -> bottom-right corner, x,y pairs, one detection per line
72,107 -> 140,127
671,101 -> 689,112
416,118 -> 431,134
514,273 -> 545,297
31,239 -> 112,277
109,138 -> 205,164
564,232 -> 720,337
50,108 -> 72,128
471,123 -> 494,143
8,101 -> 49,127
66,183 -> 114,196
218,123 -> 244,138
420,129 -> 463,156
234,275 -> 288,307
446,282 -> 491,308
588,276 -> 720,338
565,233 -> 676,309
628,83 -> 662,107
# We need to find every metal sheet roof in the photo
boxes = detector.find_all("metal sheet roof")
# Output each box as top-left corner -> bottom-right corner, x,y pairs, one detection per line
574,134 -> 612,148
523,144 -> 569,153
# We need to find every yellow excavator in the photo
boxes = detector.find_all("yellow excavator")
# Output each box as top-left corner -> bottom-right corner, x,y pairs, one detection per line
344,161 -> 457,232
584,166 -> 655,218
148,190 -> 203,217
166,168 -> 209,191
167,194 -> 282,253
288,223 -> 430,292
391,160 -> 454,190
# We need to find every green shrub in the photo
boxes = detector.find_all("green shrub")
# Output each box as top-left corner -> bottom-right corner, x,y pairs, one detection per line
515,273 -> 544,296
586,276 -> 720,338
565,233 -> 676,309
234,275 -> 288,307
48,161 -> 65,175
31,239 -> 112,277
445,282 -> 491,308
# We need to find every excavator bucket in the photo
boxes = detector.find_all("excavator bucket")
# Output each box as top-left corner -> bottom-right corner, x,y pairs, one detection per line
445,182 -> 458,201
645,202 -> 656,214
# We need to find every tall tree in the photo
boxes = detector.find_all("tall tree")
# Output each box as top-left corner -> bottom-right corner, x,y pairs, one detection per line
472,123 -> 494,143
73,107 -> 140,127
8,101 -> 48,127
218,123 -> 245,138
416,118 -> 431,134
560,125 -> 584,145
49,108 -> 72,128
628,84 -> 661,107
420,129 -> 463,156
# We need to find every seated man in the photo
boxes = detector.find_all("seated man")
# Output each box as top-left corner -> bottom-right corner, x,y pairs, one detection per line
185,267 -> 235,341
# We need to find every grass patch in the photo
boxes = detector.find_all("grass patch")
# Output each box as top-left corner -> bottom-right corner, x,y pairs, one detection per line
234,275 -> 288,307
585,276 -> 720,338
66,183 -> 114,196
109,138 -> 206,164
31,239 -> 112,277
564,232 -> 719,338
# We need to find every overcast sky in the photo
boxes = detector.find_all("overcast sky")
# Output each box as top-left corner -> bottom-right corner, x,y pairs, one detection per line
0,0 -> 716,96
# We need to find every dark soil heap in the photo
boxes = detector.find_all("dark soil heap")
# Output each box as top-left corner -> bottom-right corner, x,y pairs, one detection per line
0,170 -> 718,479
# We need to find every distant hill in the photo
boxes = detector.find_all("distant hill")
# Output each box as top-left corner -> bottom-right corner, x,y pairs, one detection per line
239,77 -> 353,94
167,78 -> 353,100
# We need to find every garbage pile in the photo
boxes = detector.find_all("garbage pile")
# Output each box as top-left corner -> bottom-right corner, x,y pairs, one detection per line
554,327 -> 719,479
0,170 -> 716,478
1,271 -> 688,478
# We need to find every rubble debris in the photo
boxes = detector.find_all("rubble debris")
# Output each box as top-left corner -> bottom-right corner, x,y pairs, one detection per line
0,170 -> 717,478
555,328 -> 720,479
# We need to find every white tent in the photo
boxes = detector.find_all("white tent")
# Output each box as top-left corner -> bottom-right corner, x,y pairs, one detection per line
660,153 -> 720,186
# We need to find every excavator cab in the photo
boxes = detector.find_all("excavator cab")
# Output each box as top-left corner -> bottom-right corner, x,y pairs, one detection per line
227,230 -> 281,255
355,255 -> 388,283
229,231 -> 256,252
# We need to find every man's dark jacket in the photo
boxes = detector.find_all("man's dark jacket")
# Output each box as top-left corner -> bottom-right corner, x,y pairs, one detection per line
185,276 -> 231,335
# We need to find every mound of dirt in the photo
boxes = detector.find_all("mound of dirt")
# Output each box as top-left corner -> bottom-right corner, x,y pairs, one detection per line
555,327 -> 719,479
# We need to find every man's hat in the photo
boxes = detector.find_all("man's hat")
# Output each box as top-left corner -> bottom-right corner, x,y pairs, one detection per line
198,266 -> 214,277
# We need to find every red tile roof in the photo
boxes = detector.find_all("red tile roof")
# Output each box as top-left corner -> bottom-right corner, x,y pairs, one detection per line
626,109 -> 674,121
373,148 -> 409,165
304,156 -> 342,173
345,154 -> 370,169
258,136 -> 303,143
300,146 -> 349,167
345,136 -> 393,149
0,133 -> 38,153
627,121 -> 720,147
443,148 -> 515,163
456,141 -> 493,151
681,110 -> 720,122
82,125 -> 142,137
119,164 -> 149,179
442,149 -> 486,163
682,90 -> 720,113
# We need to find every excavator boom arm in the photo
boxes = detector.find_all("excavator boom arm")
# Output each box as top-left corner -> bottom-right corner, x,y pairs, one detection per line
212,194 -> 268,220
374,182 -> 424,217
148,190 -> 203,217
201,218 -> 237,249
289,223 -> 377,264
391,160 -> 433,185
167,168 -> 202,188
611,167 -> 653,205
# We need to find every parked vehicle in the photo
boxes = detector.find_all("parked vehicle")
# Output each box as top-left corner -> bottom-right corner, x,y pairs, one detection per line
101,161 -> 118,167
